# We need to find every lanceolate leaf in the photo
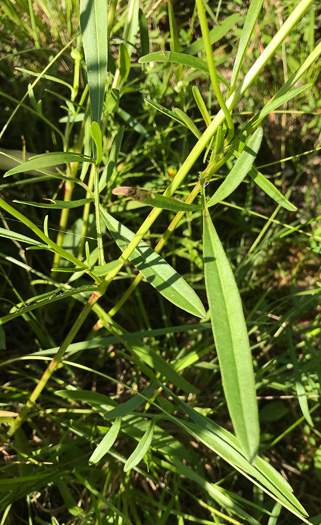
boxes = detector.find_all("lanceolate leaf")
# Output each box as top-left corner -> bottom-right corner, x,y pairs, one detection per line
4,152 -> 94,177
203,208 -> 259,462
206,127 -> 263,208
13,198 -> 93,209
247,164 -> 297,211
89,417 -> 122,464
80,0 -> 108,123
124,418 -> 155,472
162,386 -> 308,521
139,51 -> 228,87
182,14 -> 239,55
230,0 -> 263,92
101,209 -> 206,318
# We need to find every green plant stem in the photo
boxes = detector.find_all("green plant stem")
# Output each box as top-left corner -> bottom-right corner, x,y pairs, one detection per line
8,290 -> 102,435
195,0 -> 234,143
94,165 -> 105,265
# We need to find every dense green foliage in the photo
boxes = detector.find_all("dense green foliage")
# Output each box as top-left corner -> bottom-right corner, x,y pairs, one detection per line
0,0 -> 321,523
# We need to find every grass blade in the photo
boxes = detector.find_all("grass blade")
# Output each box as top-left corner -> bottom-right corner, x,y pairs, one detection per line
203,208 -> 259,462
80,0 -> 108,123
13,198 -> 93,209
124,418 -> 155,472
206,127 -> 263,208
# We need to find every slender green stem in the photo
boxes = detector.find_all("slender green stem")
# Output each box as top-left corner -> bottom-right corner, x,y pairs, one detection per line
94,165 -> 105,265
195,0 -> 234,143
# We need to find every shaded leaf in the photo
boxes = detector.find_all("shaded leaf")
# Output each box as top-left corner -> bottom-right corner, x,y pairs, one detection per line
13,198 -> 93,209
182,14 -> 239,55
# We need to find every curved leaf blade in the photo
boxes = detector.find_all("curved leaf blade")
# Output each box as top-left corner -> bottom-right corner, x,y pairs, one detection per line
139,51 -> 228,87
5,152 -> 94,177
80,0 -> 108,123
89,417 -> 122,464
203,208 -> 259,462
101,209 -> 206,318
124,418 -> 155,472
248,165 -> 297,211
206,127 -> 263,208
182,14 -> 239,55
13,198 -> 93,209
230,0 -> 263,91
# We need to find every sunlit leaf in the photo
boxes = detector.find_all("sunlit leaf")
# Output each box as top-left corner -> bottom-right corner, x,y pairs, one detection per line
203,208 -> 259,462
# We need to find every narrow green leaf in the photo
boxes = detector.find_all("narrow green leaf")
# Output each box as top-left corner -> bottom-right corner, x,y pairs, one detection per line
144,99 -> 185,125
124,418 -> 155,472
90,121 -> 102,164
99,125 -> 124,192
130,342 -> 199,394
57,480 -> 83,516
126,0 -> 139,57
117,107 -> 150,136
91,260 -> 122,277
89,417 -> 122,464
5,152 -> 94,177
168,0 -> 181,53
119,43 -> 130,82
139,51 -> 228,87
101,209 -> 206,318
230,0 -> 263,91
139,9 -> 149,55
288,333 -> 314,426
182,14 -> 239,55
0,228 -> 45,246
80,0 -> 108,123
203,208 -> 259,462
13,198 -> 93,209
249,84 -> 311,131
112,186 -> 202,212
55,390 -> 117,409
174,108 -> 202,138
206,127 -> 263,208
192,86 -> 211,126
162,387 -> 308,521
247,165 -> 297,211
105,383 -> 154,420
